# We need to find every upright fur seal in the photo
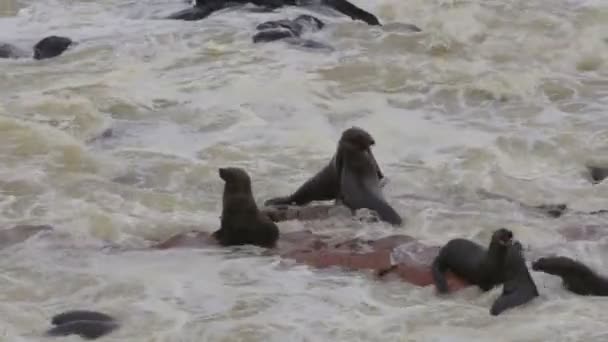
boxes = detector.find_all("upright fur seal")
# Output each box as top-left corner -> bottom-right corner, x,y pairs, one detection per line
265,127 -> 384,206
490,242 -> 538,315
337,127 -> 402,225
212,167 -> 279,248
46,310 -> 119,340
532,256 -> 608,296
432,228 -> 513,293
0,36 -> 72,60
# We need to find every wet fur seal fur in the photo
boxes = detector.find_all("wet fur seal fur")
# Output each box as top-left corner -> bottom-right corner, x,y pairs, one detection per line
264,127 -> 384,206
490,241 -> 538,315
532,256 -> 608,296
46,310 -> 119,340
253,15 -> 333,50
0,36 -> 73,60
432,228 -> 513,294
212,167 -> 279,248
167,0 -> 380,26
336,128 -> 402,225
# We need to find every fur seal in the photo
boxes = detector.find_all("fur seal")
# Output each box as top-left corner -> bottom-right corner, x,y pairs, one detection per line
490,241 -> 538,315
0,36 -> 72,60
46,310 -> 119,340
336,127 -> 402,225
212,167 -> 279,248
0,224 -> 53,249
432,228 -> 513,294
167,0 -> 380,26
587,165 -> 608,184
532,256 -> 608,296
265,127 -> 384,206
253,14 -> 332,50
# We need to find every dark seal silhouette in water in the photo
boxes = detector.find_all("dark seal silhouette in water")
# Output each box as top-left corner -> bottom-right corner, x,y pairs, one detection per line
253,14 -> 332,50
336,127 -> 402,225
586,165 -> 608,184
166,0 -> 380,26
432,228 -> 513,294
264,127 -> 384,207
46,310 -> 119,340
532,256 -> 608,296
212,167 -> 279,248
490,241 -> 538,315
0,36 -> 72,60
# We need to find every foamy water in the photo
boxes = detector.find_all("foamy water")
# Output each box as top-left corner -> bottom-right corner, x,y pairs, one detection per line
0,0 -> 607,340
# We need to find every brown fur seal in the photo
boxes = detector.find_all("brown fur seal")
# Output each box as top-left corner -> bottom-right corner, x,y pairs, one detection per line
336,128 -> 402,225
265,127 -> 384,207
46,310 -> 119,340
432,228 -> 513,294
532,256 -> 608,296
212,167 -> 279,248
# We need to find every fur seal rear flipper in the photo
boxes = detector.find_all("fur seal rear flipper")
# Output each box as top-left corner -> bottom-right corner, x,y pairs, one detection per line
432,228 -> 513,294
490,242 -> 538,315
212,167 -> 279,248
532,256 -> 608,296
46,310 -> 119,340
264,127 -> 383,206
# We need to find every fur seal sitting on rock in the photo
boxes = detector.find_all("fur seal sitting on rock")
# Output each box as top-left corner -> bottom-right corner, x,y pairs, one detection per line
212,167 -> 280,248
265,127 -> 400,225
0,36 -> 73,60
253,14 -> 333,50
490,241 -> 538,315
265,127 -> 383,205
46,310 -> 119,340
432,228 -> 513,294
532,256 -> 608,296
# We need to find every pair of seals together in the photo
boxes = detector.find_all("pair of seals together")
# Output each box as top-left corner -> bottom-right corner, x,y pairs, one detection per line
264,127 -> 403,226
0,36 -> 73,60
432,228 -> 539,315
167,0 -> 381,26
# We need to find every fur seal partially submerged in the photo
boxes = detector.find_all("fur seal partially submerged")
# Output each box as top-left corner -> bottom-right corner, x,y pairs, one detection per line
166,0 -> 380,26
490,241 -> 538,315
46,310 -> 119,340
0,36 -> 73,60
432,228 -> 513,294
212,167 -> 280,248
253,14 -> 333,50
532,256 -> 608,296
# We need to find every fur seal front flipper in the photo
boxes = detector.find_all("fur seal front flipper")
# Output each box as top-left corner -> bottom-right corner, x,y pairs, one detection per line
46,310 -> 119,340
490,242 -> 538,315
212,167 -> 279,248
264,127 -> 384,206
532,256 -> 608,296
432,228 -> 513,294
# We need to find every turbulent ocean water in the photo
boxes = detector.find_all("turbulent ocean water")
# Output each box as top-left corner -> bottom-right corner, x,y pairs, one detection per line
0,0 -> 607,340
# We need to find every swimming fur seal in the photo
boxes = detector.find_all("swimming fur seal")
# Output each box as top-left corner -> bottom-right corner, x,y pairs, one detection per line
432,228 -> 513,294
490,241 -> 538,315
212,167 -> 279,248
587,165 -> 608,184
336,127 -> 402,225
532,256 -> 608,296
166,0 -> 380,26
264,127 -> 384,206
0,36 -> 73,60
253,14 -> 332,50
46,310 -> 119,340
